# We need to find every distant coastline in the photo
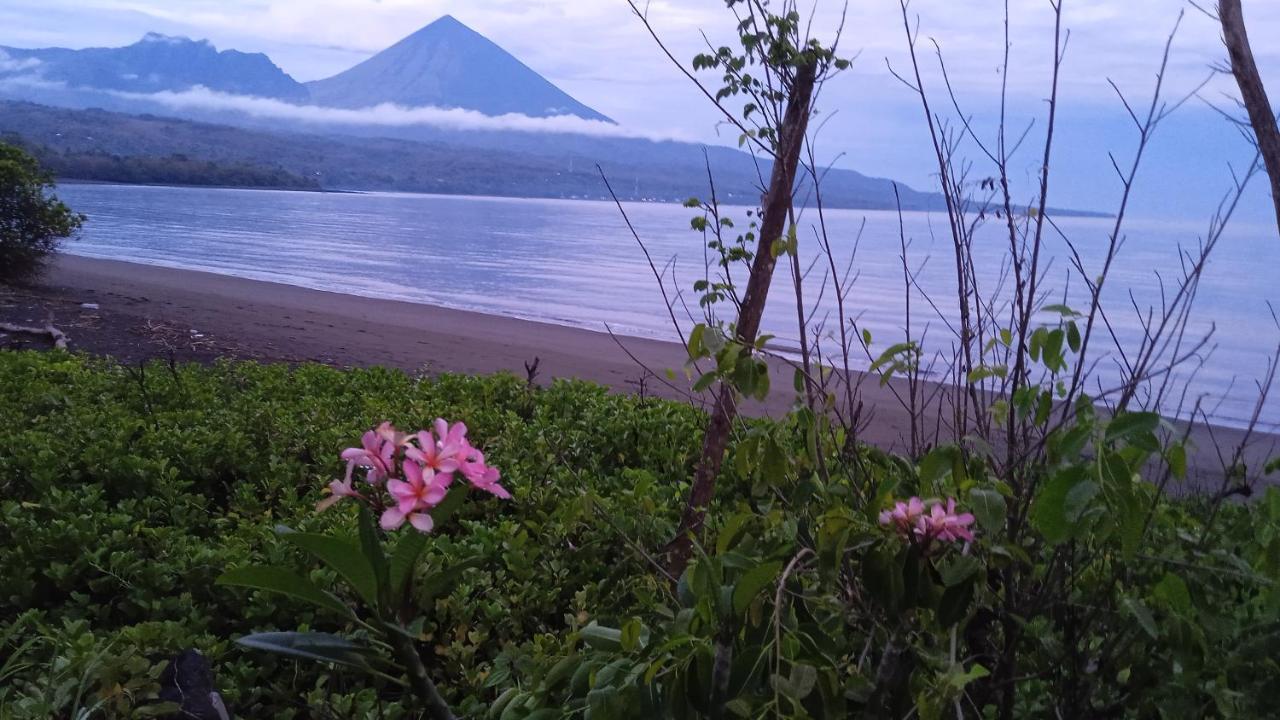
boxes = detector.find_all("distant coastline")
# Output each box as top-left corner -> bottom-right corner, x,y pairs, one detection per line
52,177 -> 1111,217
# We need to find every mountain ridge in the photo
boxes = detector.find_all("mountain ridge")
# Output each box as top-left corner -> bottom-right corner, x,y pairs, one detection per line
0,33 -> 308,101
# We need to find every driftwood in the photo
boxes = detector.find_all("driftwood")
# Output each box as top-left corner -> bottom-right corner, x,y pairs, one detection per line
0,322 -> 68,349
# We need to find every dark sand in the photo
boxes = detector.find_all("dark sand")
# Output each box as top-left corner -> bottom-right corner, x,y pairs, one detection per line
2,254 -> 1275,489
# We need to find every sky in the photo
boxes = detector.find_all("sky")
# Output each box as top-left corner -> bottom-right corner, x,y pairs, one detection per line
1,0 -> 1278,222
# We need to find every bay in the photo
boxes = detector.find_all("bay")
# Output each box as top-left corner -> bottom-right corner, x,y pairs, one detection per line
55,183 -> 1280,430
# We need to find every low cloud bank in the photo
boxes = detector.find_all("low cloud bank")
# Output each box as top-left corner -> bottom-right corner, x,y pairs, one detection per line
113,85 -> 681,141
0,50 -> 42,73
0,74 -> 684,141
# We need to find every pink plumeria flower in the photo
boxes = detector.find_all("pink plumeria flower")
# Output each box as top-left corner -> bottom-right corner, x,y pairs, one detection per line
923,498 -> 975,543
379,506 -> 435,533
406,428 -> 462,476
341,421 -> 400,485
459,448 -> 511,499
315,478 -> 360,512
878,496 -> 926,535
398,461 -> 454,509
434,418 -> 470,458
881,496 -> 975,547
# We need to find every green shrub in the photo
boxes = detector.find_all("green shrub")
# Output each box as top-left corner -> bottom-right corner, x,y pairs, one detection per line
0,143 -> 84,283
0,351 -> 715,717
1,351 -> 1277,718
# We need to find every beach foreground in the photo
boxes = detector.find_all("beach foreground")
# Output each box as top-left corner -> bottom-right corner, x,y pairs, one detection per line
3,253 -> 1275,489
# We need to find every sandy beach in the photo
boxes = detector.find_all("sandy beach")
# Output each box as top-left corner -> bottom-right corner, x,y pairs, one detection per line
3,254 -> 1275,489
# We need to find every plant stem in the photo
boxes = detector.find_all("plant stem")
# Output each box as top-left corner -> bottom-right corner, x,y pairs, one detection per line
388,630 -> 455,720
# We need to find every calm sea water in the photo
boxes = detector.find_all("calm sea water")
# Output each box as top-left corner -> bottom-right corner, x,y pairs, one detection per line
56,183 -> 1280,430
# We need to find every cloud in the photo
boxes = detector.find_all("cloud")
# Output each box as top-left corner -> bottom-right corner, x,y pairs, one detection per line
0,50 -> 41,73
107,84 -> 691,141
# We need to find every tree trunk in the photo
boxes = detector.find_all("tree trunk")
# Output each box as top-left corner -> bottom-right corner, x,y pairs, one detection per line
665,61 -> 818,578
1220,0 -> 1280,237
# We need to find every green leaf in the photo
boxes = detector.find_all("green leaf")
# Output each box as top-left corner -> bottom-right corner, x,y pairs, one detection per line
420,555 -> 485,606
688,324 -> 706,359
429,483 -> 469,527
1031,466 -> 1088,544
693,372 -> 718,393
620,618 -> 649,651
357,505 -> 389,607
1042,303 -> 1080,317
217,566 -> 350,617
235,631 -> 372,670
969,488 -> 1006,533
1167,443 -> 1187,480
732,560 -> 782,614
918,445 -> 960,488
1063,479 -> 1100,523
1105,412 -> 1160,444
1153,573 -> 1192,614
716,512 -> 753,555
939,555 -> 981,587
937,579 -> 974,628
788,663 -> 818,700
279,532 -> 377,607
1121,597 -> 1158,639
388,531 -> 429,598
580,623 -> 623,651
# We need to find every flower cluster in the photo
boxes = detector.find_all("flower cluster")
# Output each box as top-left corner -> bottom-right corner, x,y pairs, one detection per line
879,497 -> 975,546
318,420 -> 509,533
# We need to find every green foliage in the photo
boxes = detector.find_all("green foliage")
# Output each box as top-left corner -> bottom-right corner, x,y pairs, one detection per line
0,142 -> 84,282
27,147 -> 323,190
1,351 -> 1278,718
0,351 -> 705,717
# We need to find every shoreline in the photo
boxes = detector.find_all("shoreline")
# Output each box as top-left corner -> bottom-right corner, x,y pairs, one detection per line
3,254 -> 1275,489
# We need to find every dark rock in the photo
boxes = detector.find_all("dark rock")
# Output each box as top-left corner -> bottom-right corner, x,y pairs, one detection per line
158,650 -> 232,720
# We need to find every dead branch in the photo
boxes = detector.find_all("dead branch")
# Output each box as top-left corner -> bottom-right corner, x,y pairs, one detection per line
0,321 -> 68,349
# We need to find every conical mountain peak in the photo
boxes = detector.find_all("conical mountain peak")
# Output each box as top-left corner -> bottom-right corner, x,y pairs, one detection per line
305,15 -> 611,122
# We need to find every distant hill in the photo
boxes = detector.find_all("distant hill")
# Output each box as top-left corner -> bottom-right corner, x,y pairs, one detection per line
305,16 -> 611,122
0,33 -> 308,102
0,24 -> 1101,215
0,101 -> 946,209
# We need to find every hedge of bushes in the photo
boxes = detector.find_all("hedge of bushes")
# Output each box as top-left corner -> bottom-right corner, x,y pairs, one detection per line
2,351 -> 1278,718
0,351 -> 718,717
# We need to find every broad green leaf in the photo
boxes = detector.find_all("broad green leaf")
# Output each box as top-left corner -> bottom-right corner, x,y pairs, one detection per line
732,560 -> 782,614
693,372 -> 718,393
580,623 -> 623,651
217,566 -> 350,617
1153,573 -> 1192,614
388,531 -> 428,598
919,446 -> 960,488
937,579 -> 974,627
235,631 -> 372,670
1105,412 -> 1160,444
1031,466 -> 1088,544
1121,597 -> 1158,639
620,618 -> 649,651
428,483 -> 469,528
279,532 -> 377,607
788,663 -> 818,700
716,512 -> 752,555
357,505 -> 389,607
1063,480 -> 1100,523
939,555 -> 981,587
969,487 -> 1006,533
